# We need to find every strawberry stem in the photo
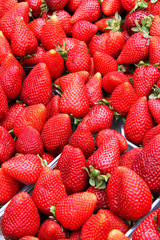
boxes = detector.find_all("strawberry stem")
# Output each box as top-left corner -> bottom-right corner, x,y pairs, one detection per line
50,206 -> 56,216
37,154 -> 47,168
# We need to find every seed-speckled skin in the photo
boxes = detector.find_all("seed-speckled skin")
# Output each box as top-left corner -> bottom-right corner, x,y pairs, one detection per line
56,10 -> 72,36
26,0 -> 42,18
2,154 -> 43,184
55,192 -> 97,230
108,229 -> 130,240
86,187 -> 108,211
0,31 -> 11,64
21,46 -> 46,66
32,167 -> 67,215
119,147 -> 143,169
19,237 -> 39,240
1,192 -> 40,239
102,0 -> 122,16
0,0 -> 18,19
0,84 -> 8,119
124,97 -> 153,145
148,99 -> 160,125
28,18 -> 47,42
120,0 -> 136,12
0,168 -> 20,205
143,124 -> 160,147
46,0 -> 69,11
107,166 -> 152,221
46,95 -> 60,120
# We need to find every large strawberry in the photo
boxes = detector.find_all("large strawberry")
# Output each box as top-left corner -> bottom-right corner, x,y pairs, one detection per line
107,166 -> 152,221
0,31 -> 11,64
32,166 -> 67,215
1,192 -> 40,239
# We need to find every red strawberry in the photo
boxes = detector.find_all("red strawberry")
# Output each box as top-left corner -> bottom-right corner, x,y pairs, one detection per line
37,219 -> 67,240
121,0 -> 148,12
2,154 -> 43,184
148,98 -> 160,125
147,0 -> 160,16
11,16 -> 38,57
124,97 -> 153,145
28,18 -> 47,42
82,105 -> 113,133
41,114 -> 72,156
46,95 -> 61,120
85,72 -> 103,107
14,103 -> 47,137
19,237 -> 39,240
150,15 -> 160,37
41,49 -> 64,80
56,10 -> 72,36
0,31 -> 11,65
117,33 -> 149,64
67,0 -> 82,13
0,168 -> 20,205
16,126 -> 44,156
0,2 -> 29,40
88,57 -> 95,79
89,33 -> 109,56
96,129 -> 128,153
95,17 -> 114,33
32,166 -> 67,215
1,192 -> 40,239
54,192 -> 97,230
119,147 -> 143,169
69,123 -> 95,158
41,15 -> 66,51
102,71 -> 130,95
69,231 -> 81,239
107,230 -> 130,240
107,166 -> 152,221
143,124 -> 160,147
45,0 -> 69,11
133,65 -> 160,98
0,84 -> 8,119
72,20 -> 98,43
101,0 -> 123,16
21,46 -> 46,66
93,51 -> 118,76
0,0 -> 18,19
41,152 -> 54,165
60,37 -> 81,53
20,63 -> 52,106
26,0 -> 45,18
70,0 -> 101,25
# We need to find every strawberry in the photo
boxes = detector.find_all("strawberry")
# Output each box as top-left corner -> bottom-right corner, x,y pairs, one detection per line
11,16 -> 38,57
41,15 -> 66,51
132,134 -> 160,193
143,124 -> 160,147
147,0 -> 160,16
107,230 -> 130,240
72,20 -> 98,43
32,166 -> 67,215
45,0 -> 69,11
56,10 -> 72,37
150,15 -> 160,37
66,41 -> 91,72
0,31 -> 11,65
16,126 -> 44,156
107,166 -> 152,221
69,123 -> 95,158
69,231 -> 81,239
133,65 -> 160,98
96,129 -> 128,153
119,147 -> 143,168
88,57 -> 95,79
2,154 -> 43,184
102,0 -> 123,16
60,37 -> 81,53
124,97 -> 153,145
46,95 -> 61,120
0,0 -> 18,19
67,0 -> 82,13
41,152 -> 54,165
0,2 -> 29,41
86,136 -> 120,175
82,105 -> 113,133
54,192 -> 97,230
121,0 -> 148,12
95,17 -> 114,33
117,33 -> 149,64
59,77 -> 89,118
41,114 -> 72,156
19,237 -> 39,240
40,49 -> 64,80
37,219 -> 67,240
102,71 -> 130,95
20,63 -> 52,106
93,51 -> 118,76
26,0 -> 45,18
28,18 -> 47,42
70,0 -> 101,25
149,36 -> 160,66
89,33 -> 109,56
0,168 -> 20,205
132,208 -> 160,240
0,84 -> 8,119
21,46 -> 46,66
14,103 -> 47,137
85,72 -> 103,107
1,192 -> 40,239
110,82 -> 138,116
148,98 -> 160,125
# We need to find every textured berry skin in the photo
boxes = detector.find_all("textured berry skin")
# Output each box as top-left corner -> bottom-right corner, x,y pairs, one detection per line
55,192 -> 97,231
147,1 -> 160,16
107,166 -> 152,221
26,0 -> 43,18
41,114 -> 72,156
124,97 -> 153,145
16,126 -> 44,156
95,17 -> 114,33
21,46 -> 46,66
28,18 -> 47,42
41,152 -> 54,165
0,84 -> 8,119
37,219 -> 67,240
2,154 -> 43,184
56,10 -> 72,36
67,0 -> 82,13
119,147 -> 143,169
82,105 -> 113,133
0,126 -> 15,164
69,123 -> 95,158
150,15 -> 160,38
117,33 -> 149,64
101,0 -> 122,16
0,0 -> 18,19
107,229 -> 130,240
45,0 -> 69,11
56,145 -> 88,194
0,31 -> 11,65
1,192 -> 40,239
132,134 -> 160,193
86,187 -> 108,211
120,0 -> 137,12
46,95 -> 60,120
89,32 -> 109,56
143,124 -> 160,147
32,166 -> 67,215
0,168 -> 20,205
69,231 -> 81,239
19,237 -> 39,240
132,209 -> 160,240
148,98 -> 160,125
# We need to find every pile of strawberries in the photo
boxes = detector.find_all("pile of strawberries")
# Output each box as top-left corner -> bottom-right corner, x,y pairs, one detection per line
0,0 -> 160,239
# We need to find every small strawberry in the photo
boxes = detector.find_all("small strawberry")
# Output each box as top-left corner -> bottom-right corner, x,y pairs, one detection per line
45,0 -> 69,11
56,10 -> 72,36
147,0 -> 160,16
0,168 -> 20,205
21,46 -> 46,66
32,166 -> 67,215
119,147 -> 143,169
124,97 -> 153,145
41,152 -> 54,165
148,98 -> 160,125
41,114 -> 72,156
121,0 -> 148,12
0,84 -> 8,119
102,0 -> 123,16
107,229 -> 130,240
1,192 -> 40,239
28,18 -> 47,42
26,0 -> 46,18
46,95 -> 61,120
70,0 -> 101,25
143,124 -> 160,147
0,31 -> 11,65
107,166 -> 152,221
16,126 -> 44,156
54,192 -> 97,230
89,33 -> 109,56
67,0 -> 82,13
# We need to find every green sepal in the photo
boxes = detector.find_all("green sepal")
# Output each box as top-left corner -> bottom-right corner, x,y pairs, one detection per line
50,206 -> 56,216
40,0 -> 49,16
154,214 -> 158,222
118,64 -> 127,73
55,42 -> 68,61
149,85 -> 160,99
105,12 -> 122,32
130,0 -> 148,13
37,154 -> 47,168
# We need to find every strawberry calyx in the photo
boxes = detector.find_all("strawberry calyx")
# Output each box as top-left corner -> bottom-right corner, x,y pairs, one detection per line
149,85 -> 160,99
50,206 -> 56,216
40,0 -> 49,17
84,165 -> 111,189
55,43 -> 68,61
130,0 -> 148,13
105,12 -> 122,32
